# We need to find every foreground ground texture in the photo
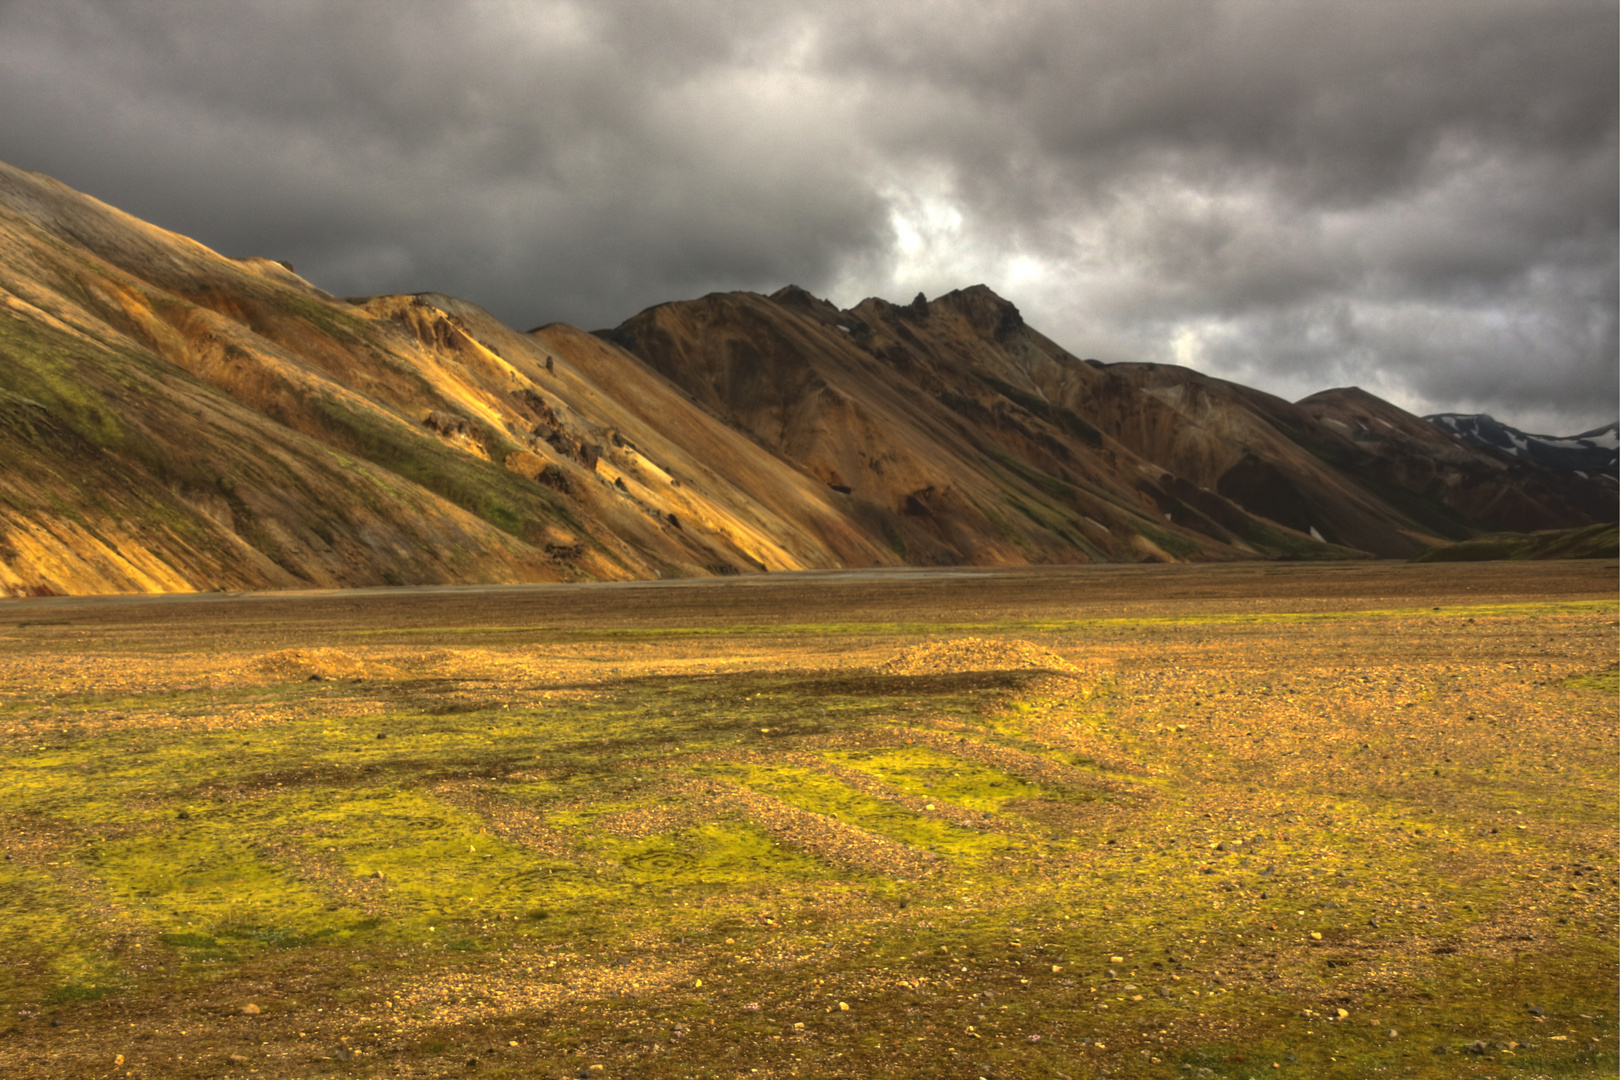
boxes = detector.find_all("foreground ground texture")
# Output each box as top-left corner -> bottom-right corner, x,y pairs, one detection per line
0,561 -> 1614,1080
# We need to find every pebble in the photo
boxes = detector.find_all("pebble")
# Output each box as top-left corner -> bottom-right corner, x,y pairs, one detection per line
240,1003 -> 261,1016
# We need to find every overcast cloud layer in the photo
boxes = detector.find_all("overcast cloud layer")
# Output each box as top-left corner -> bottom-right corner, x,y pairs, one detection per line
1,0 -> 1614,432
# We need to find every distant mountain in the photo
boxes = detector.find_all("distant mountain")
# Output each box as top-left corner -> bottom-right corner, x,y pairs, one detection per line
1298,390 -> 1615,535
1427,413 -> 1619,475
0,159 -> 1613,595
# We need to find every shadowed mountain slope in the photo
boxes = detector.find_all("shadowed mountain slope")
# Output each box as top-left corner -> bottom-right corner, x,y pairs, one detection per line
0,161 -> 1612,594
603,286 -> 1323,565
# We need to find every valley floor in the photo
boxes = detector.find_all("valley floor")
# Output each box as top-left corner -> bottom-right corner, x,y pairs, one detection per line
0,561 -> 1614,1079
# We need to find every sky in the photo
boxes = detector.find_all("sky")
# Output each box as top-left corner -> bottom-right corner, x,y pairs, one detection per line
0,1 -> 1614,434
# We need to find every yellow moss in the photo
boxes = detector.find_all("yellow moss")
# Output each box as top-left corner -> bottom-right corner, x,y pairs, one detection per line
707,762 -> 1024,861
824,745 -> 1049,814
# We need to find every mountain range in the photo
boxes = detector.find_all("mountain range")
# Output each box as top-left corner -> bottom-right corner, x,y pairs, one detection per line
1426,413 -> 1618,476
0,160 -> 1613,596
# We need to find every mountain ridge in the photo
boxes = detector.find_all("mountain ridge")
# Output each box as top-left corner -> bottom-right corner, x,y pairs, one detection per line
1426,412 -> 1619,476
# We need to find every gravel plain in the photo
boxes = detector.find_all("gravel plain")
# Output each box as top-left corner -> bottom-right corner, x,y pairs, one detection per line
0,560 -> 1613,1079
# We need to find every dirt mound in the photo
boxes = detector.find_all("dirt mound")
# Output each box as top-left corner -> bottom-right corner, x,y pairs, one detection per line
877,637 -> 1080,676
253,648 -> 373,682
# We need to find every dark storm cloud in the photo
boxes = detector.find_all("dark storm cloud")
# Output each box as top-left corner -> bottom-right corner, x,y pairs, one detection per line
0,1 -> 1613,429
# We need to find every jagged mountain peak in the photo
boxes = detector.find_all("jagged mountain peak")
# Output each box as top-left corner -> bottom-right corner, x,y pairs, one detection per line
929,284 -> 1025,339
768,283 -> 836,313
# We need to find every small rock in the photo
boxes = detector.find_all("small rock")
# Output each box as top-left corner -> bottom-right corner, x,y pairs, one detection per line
838,1001 -> 850,1011
1109,954 -> 1124,963
589,1066 -> 606,1075
228,1054 -> 248,1063
1368,915 -> 1380,927
1527,1004 -> 1545,1017
1465,1040 -> 1487,1055
240,1003 -> 261,1016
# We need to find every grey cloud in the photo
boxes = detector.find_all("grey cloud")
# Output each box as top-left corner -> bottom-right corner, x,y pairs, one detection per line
0,0 -> 1612,428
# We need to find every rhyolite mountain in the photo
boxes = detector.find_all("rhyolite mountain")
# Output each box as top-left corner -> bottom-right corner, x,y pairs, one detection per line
0,161 -> 1612,596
